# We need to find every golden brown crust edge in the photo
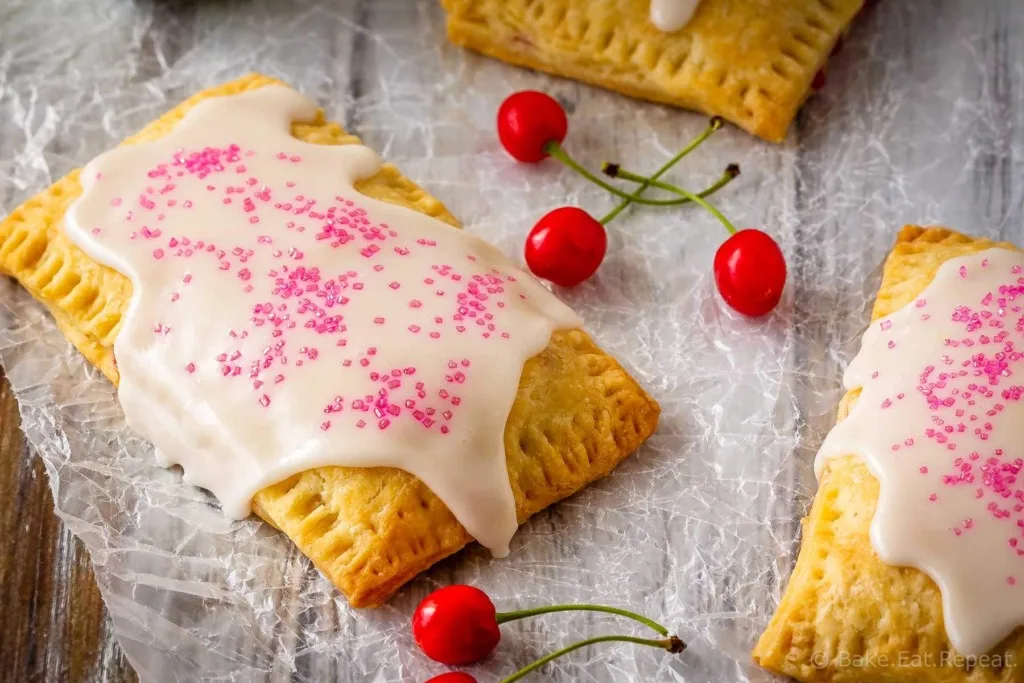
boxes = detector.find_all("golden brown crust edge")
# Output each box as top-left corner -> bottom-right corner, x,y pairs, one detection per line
0,74 -> 660,608
753,226 -> 1022,682
441,0 -> 864,142
260,328 -> 659,607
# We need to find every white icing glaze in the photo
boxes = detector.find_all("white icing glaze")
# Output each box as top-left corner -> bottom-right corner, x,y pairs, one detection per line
650,0 -> 701,32
64,86 -> 582,557
816,248 -> 1024,656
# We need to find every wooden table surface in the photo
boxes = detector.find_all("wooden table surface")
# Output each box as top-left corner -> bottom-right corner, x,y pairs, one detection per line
3,1 -> 1024,682
0,368 -> 135,682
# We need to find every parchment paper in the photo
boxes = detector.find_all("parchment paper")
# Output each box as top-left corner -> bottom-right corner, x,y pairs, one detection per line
2,0 -> 1023,681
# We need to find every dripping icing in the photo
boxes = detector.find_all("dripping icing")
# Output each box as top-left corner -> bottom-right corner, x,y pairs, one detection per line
63,86 -> 582,557
650,0 -> 701,32
816,248 -> 1024,656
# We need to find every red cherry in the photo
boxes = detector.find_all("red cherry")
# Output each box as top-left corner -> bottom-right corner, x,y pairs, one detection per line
525,207 -> 607,287
830,35 -> 844,57
497,91 -> 568,163
713,229 -> 787,317
811,69 -> 827,91
425,673 -> 477,683
413,586 -> 501,665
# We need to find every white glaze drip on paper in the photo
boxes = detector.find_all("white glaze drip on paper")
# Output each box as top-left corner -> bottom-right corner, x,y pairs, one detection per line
650,0 -> 701,32
816,248 -> 1024,656
64,86 -> 582,557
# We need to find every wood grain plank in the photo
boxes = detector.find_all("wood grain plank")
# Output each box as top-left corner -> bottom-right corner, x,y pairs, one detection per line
0,369 -> 136,683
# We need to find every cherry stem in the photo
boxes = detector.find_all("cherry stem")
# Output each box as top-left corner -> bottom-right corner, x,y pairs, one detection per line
544,141 -> 705,207
599,165 -> 739,226
605,165 -> 738,236
499,635 -> 686,683
599,116 -> 723,224
609,163 -> 738,197
495,604 -> 668,635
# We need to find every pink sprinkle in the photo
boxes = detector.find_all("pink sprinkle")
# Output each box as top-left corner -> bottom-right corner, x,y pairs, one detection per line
152,248 -> 165,259
959,265 -> 967,278
374,317 -> 385,325
185,362 -> 196,374
259,394 -> 271,407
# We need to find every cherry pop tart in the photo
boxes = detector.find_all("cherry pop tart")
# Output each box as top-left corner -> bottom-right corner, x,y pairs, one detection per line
0,74 -> 659,607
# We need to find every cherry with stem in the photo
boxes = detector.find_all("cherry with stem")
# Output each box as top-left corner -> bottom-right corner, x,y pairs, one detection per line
496,91 -> 780,307
523,118 -> 737,287
524,166 -> 738,287
413,585 -> 685,670
604,162 -> 786,317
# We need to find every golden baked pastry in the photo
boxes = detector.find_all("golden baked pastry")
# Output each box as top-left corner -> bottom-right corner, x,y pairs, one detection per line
0,74 -> 660,607
754,226 -> 1023,682
440,0 -> 864,142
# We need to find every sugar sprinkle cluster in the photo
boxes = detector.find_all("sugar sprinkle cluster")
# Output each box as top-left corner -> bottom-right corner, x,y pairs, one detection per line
95,143 -> 528,436
873,258 -> 1024,585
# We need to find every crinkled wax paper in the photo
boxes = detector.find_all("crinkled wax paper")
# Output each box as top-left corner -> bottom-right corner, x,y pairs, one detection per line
2,0 -> 1023,680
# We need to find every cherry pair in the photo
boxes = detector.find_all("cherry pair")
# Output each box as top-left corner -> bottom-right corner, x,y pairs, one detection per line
497,91 -> 786,317
414,585 -> 685,682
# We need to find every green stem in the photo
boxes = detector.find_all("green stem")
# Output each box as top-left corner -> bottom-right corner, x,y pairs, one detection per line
599,164 -> 738,224
611,164 -> 738,199
606,165 -> 738,235
495,604 -> 668,636
500,635 -> 685,683
599,116 -> 723,224
545,142 -> 703,207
